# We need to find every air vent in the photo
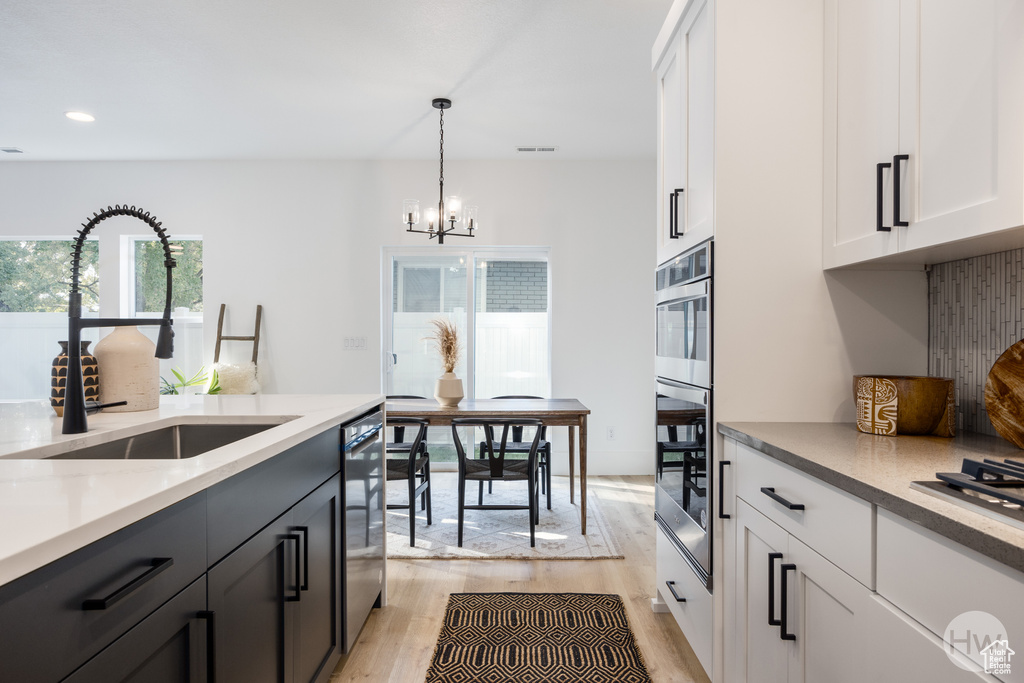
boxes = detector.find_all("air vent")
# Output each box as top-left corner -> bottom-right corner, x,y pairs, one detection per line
516,146 -> 558,153
1,147 -> 23,154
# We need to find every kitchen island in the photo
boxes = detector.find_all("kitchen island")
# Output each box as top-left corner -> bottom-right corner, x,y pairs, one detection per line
0,394 -> 384,683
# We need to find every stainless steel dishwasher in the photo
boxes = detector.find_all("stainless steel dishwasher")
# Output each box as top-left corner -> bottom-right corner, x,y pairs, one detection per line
341,409 -> 384,653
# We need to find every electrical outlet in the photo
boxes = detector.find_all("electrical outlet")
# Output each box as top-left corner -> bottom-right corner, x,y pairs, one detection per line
606,426 -> 616,440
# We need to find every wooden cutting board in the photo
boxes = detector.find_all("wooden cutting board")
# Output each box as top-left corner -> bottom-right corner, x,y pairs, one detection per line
985,338 -> 1024,449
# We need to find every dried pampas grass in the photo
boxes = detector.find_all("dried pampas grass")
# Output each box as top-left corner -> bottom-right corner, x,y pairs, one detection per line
426,318 -> 461,373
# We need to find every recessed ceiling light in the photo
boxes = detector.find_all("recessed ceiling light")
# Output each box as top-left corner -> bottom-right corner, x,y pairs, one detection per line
1,147 -> 23,154
65,111 -> 95,122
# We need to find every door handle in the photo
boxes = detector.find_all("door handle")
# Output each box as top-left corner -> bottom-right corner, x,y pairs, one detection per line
665,580 -> 687,603
876,162 -> 892,232
669,188 -> 685,238
293,526 -> 310,591
718,460 -> 731,519
197,610 -> 217,683
768,552 -> 782,626
893,154 -> 909,227
81,557 -> 174,610
780,563 -> 797,641
761,487 -> 805,510
282,534 -> 302,602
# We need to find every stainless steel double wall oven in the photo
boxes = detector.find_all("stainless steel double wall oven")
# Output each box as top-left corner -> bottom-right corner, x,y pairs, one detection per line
656,239 -> 713,589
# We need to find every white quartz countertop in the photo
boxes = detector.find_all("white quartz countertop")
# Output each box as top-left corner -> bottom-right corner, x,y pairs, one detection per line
0,394 -> 383,587
719,422 -> 1024,574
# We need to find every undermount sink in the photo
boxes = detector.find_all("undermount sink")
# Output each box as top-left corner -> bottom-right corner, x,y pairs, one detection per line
47,423 -> 278,460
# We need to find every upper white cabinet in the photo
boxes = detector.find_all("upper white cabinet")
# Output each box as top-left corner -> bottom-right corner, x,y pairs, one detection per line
823,0 -> 1024,269
654,0 -> 715,265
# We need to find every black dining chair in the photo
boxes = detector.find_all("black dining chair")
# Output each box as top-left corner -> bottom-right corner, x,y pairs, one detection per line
452,418 -> 543,548
385,417 -> 432,546
657,418 -> 707,509
477,395 -> 553,510
385,395 -> 430,513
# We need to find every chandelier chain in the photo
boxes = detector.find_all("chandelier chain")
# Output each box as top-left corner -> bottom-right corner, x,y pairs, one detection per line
438,107 -> 445,212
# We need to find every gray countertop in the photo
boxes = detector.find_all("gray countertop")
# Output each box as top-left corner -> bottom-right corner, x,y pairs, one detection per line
718,421 -> 1024,575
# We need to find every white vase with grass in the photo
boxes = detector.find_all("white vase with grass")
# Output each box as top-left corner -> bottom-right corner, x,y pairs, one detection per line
427,318 -> 463,407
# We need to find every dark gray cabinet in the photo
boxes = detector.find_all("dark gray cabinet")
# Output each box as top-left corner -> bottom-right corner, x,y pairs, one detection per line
61,577 -> 209,683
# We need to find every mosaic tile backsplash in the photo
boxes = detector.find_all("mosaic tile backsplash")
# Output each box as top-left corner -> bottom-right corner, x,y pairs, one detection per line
929,249 -> 1024,436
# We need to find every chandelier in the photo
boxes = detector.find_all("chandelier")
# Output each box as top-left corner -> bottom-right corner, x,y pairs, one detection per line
403,98 -> 478,245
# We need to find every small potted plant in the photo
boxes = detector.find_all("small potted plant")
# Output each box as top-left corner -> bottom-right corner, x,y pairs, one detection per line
426,318 -> 463,407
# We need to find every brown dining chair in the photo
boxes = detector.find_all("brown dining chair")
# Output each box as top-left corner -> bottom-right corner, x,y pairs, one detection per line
452,418 -> 543,547
478,395 -> 553,510
385,417 -> 431,546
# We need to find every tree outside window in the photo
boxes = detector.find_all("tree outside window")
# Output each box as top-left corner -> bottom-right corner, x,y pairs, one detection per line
0,240 -> 99,312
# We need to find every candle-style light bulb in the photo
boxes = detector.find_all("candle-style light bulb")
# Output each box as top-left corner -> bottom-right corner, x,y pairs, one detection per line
445,195 -> 462,224
465,205 -> 478,232
403,199 -> 421,227
426,207 -> 437,232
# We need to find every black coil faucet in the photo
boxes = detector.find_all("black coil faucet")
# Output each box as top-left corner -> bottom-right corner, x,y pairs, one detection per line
63,205 -> 176,434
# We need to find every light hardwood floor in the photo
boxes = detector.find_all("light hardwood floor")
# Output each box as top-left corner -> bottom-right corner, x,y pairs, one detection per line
329,475 -> 711,683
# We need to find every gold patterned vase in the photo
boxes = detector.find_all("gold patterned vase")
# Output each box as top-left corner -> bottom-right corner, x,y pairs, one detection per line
51,341 -> 99,417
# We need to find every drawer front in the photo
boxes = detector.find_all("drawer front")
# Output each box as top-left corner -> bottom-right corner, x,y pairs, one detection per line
207,426 -> 341,563
0,493 -> 207,683
656,526 -> 712,676
735,443 -> 872,586
877,508 -> 1024,673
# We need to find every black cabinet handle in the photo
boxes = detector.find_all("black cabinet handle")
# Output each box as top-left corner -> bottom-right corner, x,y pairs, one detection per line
876,162 -> 892,232
780,563 -> 796,641
197,610 -> 217,683
665,580 -> 687,603
669,188 -> 685,239
761,487 -> 805,510
718,460 -> 731,519
293,526 -> 310,591
768,552 -> 782,626
893,154 -> 909,227
81,557 -> 174,610
283,534 -> 302,602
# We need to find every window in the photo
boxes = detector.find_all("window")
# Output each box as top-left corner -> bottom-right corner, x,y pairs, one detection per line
129,238 -> 204,316
0,239 -> 101,400
383,247 -> 551,462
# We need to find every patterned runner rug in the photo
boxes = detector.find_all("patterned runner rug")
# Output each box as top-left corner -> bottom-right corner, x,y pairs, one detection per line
425,593 -> 652,683
386,473 -> 623,559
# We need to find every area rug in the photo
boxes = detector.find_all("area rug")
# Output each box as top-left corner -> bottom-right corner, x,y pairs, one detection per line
425,593 -> 652,683
386,472 -> 623,560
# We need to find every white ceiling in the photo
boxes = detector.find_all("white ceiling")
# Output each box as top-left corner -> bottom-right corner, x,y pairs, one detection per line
0,0 -> 673,161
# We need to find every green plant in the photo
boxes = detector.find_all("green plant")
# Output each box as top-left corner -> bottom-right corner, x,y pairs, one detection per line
160,366 -> 222,395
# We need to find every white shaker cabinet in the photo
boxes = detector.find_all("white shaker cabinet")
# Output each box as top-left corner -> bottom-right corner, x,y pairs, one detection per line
654,0 -> 714,265
823,0 -> 1024,269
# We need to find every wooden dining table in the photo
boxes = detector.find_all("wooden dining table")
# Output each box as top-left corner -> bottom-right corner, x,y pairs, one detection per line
384,397 -> 592,534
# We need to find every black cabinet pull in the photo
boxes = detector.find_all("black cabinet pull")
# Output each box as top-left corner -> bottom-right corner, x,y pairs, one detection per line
761,487 -> 805,510
293,525 -> 310,591
876,162 -> 892,232
669,188 -> 685,239
197,610 -> 217,683
768,552 -> 782,626
780,563 -> 796,641
665,580 -> 687,603
718,460 -> 731,519
283,534 -> 302,602
81,557 -> 174,610
893,154 -> 909,227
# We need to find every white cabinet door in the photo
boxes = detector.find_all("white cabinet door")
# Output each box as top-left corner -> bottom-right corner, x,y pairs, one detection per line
897,0 -> 1024,252
785,536 -> 872,683
657,29 -> 686,264
682,0 -> 714,251
734,499 -> 789,683
823,0 -> 901,268
655,0 -> 714,265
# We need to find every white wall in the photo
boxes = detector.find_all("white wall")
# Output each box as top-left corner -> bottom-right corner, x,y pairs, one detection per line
0,158 -> 655,474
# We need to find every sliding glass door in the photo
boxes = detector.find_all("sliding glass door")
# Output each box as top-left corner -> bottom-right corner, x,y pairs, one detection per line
383,247 -> 551,461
